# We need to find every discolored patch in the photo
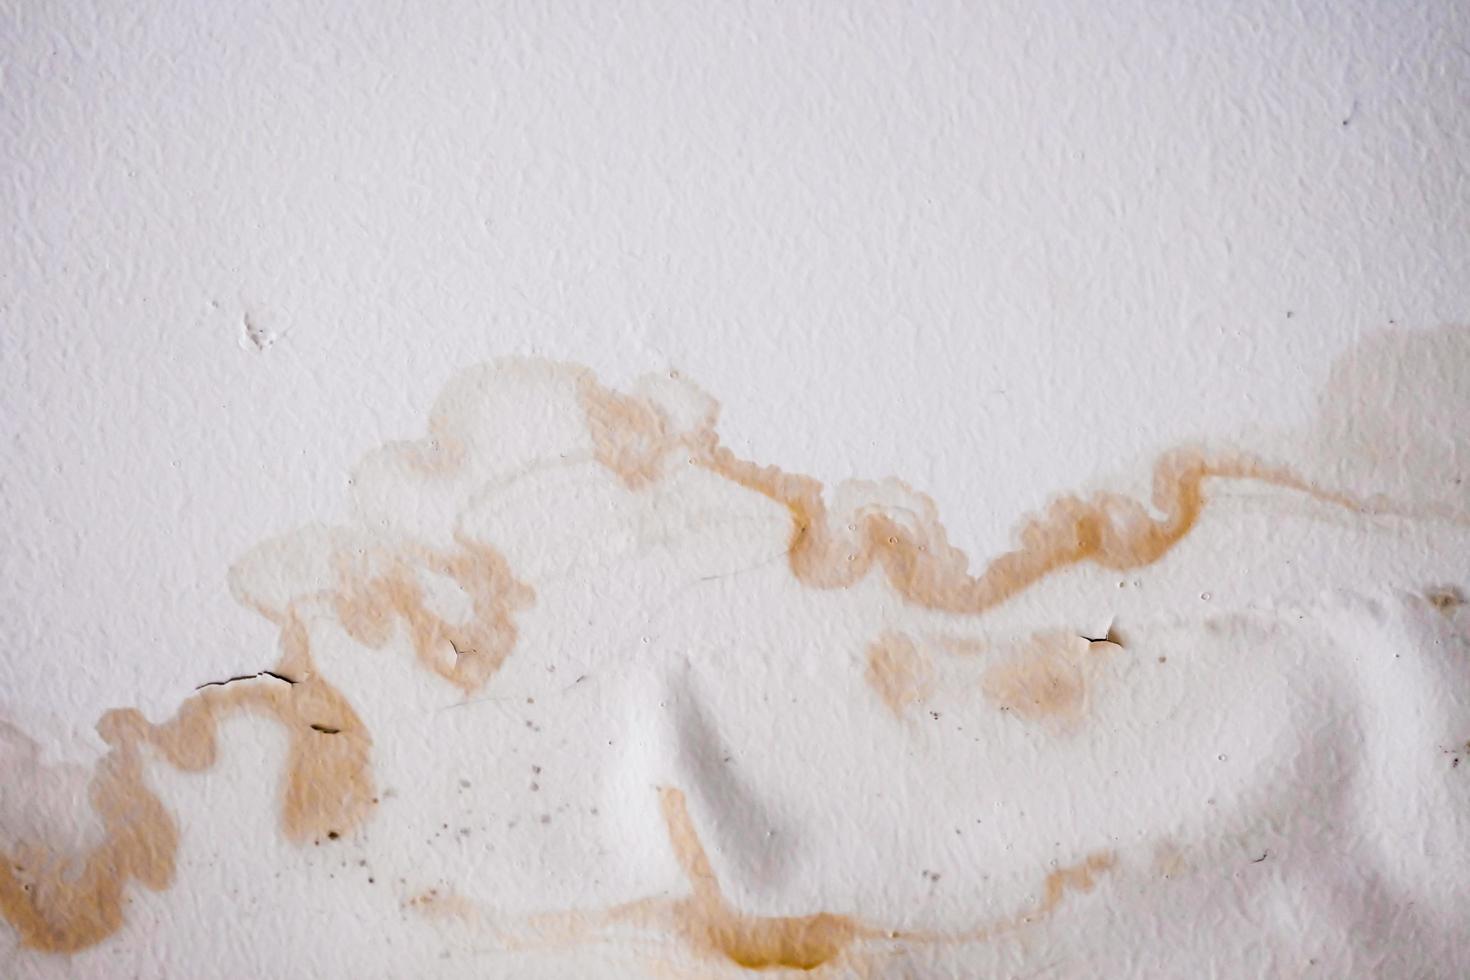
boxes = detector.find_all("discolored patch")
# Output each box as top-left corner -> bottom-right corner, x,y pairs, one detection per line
3,341 -> 1452,963
0,618 -> 373,952
405,887 -> 480,924
1150,841 -> 1192,880
864,631 -> 936,717
577,374 -> 680,490
1425,586 -> 1465,615
327,540 -> 534,695
981,631 -> 1116,725
1038,852 -> 1116,915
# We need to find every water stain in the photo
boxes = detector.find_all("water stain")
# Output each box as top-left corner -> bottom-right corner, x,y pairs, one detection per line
406,887 -> 480,924
237,534 -> 534,696
2,325 -> 1468,968
0,617 -> 371,952
1036,852 -> 1115,916
980,631 -> 1117,726
654,787 -> 865,971
1426,586 -> 1465,615
578,372 -> 694,491
519,785 -> 1116,975
864,632 -> 936,717
1303,323 -> 1470,512
569,364 -> 1435,630
1150,841 -> 1192,880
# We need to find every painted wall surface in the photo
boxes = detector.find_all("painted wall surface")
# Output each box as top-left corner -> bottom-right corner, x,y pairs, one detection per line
2,2 -> 1469,977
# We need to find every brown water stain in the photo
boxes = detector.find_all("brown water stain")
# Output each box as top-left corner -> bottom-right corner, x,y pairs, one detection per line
864,632 -> 936,718
1425,586 -> 1465,615
232,534 -> 534,698
1037,852 -> 1115,916
0,364 -> 1374,957
980,631 -> 1118,726
326,540 -> 534,695
654,787 -> 866,972
514,786 -> 1118,975
572,376 -> 1398,623
5,327 -> 1463,959
578,373 -> 685,491
405,887 -> 480,924
0,617 -> 372,952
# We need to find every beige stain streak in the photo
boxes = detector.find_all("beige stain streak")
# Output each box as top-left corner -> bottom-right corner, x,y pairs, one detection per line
655,787 -> 866,972
512,787 -> 1117,975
